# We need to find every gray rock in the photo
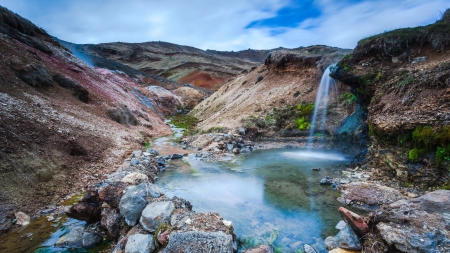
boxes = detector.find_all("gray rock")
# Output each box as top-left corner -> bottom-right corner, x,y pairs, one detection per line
15,211 -> 30,226
413,190 -> 450,214
146,149 -> 159,156
303,244 -> 317,253
171,154 -> 183,159
238,127 -> 246,135
119,182 -> 161,226
133,150 -> 143,158
324,236 -> 337,250
232,148 -> 240,154
125,234 -> 156,253
55,226 -> 84,248
335,220 -> 346,230
164,231 -> 233,253
242,244 -> 274,253
412,56 -> 426,64
82,232 -> 103,248
157,157 -> 166,166
320,176 -> 333,185
140,201 -> 174,232
130,158 -> 140,165
335,224 -> 362,250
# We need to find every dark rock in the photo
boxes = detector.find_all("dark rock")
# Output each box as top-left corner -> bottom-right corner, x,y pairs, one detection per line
238,127 -> 246,135
101,208 -> 123,239
412,190 -> 450,214
82,231 -> 103,248
232,148 -> 240,154
157,165 -> 166,172
255,75 -> 263,84
15,64 -> 53,88
98,181 -> 127,208
157,157 -> 166,166
53,74 -> 89,102
139,201 -> 174,232
334,224 -> 362,250
130,158 -> 139,165
107,104 -> 138,126
242,244 -> 274,253
67,187 -> 101,223
124,234 -> 156,253
311,167 -> 321,171
164,231 -> 233,253
171,154 -> 183,159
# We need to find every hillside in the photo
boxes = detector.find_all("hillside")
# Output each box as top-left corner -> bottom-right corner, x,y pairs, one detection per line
330,10 -> 450,187
190,45 -> 356,143
64,40 -> 276,89
0,6 -> 181,234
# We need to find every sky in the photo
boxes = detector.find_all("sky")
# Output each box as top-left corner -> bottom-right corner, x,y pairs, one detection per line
0,0 -> 449,51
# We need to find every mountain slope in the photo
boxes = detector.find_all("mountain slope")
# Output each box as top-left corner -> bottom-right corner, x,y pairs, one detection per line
0,6 -> 175,234
65,41 -> 276,89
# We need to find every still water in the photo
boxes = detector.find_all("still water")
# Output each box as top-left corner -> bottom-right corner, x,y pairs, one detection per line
156,148 -> 351,252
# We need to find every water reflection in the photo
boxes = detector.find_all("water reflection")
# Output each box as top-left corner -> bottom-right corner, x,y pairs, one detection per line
157,148 -> 351,252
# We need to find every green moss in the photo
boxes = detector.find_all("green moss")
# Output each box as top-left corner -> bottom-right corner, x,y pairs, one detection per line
153,223 -> 173,246
339,92 -> 357,106
412,126 -> 435,148
295,117 -> 311,130
296,103 -> 315,116
408,148 -> 425,162
436,145 -> 450,163
204,126 -> 225,133
171,114 -> 199,136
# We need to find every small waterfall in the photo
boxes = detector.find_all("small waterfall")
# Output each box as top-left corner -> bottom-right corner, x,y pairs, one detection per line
307,65 -> 337,146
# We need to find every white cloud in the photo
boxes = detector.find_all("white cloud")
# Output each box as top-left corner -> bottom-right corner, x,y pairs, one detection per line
0,0 -> 448,50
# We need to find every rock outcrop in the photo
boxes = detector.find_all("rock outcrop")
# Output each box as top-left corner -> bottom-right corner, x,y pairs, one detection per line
330,9 -> 450,187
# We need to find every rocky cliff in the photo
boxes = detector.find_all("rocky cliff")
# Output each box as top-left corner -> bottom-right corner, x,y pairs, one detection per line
330,9 -> 450,188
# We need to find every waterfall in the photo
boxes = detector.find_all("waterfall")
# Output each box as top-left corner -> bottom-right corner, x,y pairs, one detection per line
307,65 -> 337,146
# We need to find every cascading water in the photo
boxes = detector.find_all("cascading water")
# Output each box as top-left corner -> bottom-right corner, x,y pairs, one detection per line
307,65 -> 337,146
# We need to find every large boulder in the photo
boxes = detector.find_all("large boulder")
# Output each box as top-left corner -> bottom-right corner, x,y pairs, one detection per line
124,234 -> 156,253
164,231 -> 233,253
139,201 -> 174,233
337,182 -> 406,208
119,182 -> 161,226
412,190 -> 450,213
101,207 -> 123,239
98,181 -> 127,208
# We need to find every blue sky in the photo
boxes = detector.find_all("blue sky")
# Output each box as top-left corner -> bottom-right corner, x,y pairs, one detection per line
0,0 -> 448,50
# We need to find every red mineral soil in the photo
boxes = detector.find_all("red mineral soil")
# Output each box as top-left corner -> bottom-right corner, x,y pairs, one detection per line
178,70 -> 227,89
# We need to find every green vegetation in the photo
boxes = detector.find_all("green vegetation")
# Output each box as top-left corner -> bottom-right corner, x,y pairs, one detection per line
404,125 -> 450,165
153,223 -> 173,246
295,117 -> 311,130
339,54 -> 353,72
162,70 -> 175,78
204,126 -> 225,133
339,92 -> 357,106
170,114 -> 199,136
296,103 -> 315,116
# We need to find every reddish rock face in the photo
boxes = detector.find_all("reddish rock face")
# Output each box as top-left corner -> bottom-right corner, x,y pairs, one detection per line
98,181 -> 127,208
338,207 -> 369,236
67,187 -> 101,223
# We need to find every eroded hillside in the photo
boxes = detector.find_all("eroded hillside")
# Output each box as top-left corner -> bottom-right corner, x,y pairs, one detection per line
190,46 -> 357,140
0,6 -> 179,234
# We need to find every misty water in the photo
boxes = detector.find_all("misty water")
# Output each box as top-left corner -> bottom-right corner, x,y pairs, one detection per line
156,137 -> 352,252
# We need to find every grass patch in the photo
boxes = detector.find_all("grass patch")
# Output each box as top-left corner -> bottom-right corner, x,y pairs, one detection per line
171,114 -> 198,136
339,92 -> 357,106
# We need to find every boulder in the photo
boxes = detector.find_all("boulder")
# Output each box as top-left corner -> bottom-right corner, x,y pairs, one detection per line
139,201 -> 174,232
157,157 -> 166,166
55,226 -> 84,248
98,181 -> 127,208
14,211 -> 30,226
338,207 -> 369,235
334,224 -> 361,250
119,182 -> 161,226
82,231 -> 103,248
133,150 -> 143,158
121,172 -> 149,185
101,207 -> 123,239
337,182 -> 406,208
232,148 -> 240,154
325,236 -> 337,250
171,154 -> 183,159
164,231 -> 233,253
125,234 -> 156,253
304,244 -> 317,253
67,187 -> 101,223
412,190 -> 450,213
243,244 -> 274,253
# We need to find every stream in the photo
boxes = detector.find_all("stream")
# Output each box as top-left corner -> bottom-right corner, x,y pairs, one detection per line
153,124 -> 355,252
